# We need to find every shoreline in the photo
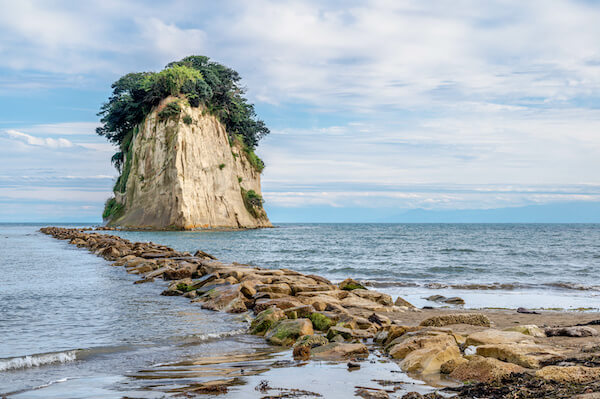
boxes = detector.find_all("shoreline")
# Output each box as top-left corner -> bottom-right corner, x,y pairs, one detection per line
38,226 -> 600,398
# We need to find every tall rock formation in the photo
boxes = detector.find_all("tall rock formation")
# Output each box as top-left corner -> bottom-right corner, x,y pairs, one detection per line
105,98 -> 271,229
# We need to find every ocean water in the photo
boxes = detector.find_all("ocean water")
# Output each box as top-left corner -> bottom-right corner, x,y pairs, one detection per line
1,223 -> 600,397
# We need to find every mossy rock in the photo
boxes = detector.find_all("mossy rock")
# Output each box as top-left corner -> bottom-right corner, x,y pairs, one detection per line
176,283 -> 195,292
250,306 -> 285,335
339,278 -> 366,291
293,334 -> 329,349
265,319 -> 314,346
309,313 -> 334,331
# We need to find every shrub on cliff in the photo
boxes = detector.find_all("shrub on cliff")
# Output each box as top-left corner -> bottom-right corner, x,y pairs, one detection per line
97,55 -> 269,168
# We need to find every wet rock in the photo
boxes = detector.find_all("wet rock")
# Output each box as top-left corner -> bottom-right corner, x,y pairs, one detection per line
545,326 -> 598,337
426,295 -> 447,302
311,342 -> 369,360
309,312 -> 334,331
339,278 -> 366,291
444,297 -> 465,305
476,343 -> 564,368
449,356 -> 525,383
292,344 -> 311,360
504,324 -> 546,338
250,306 -> 286,335
465,330 -> 534,346
347,361 -> 361,369
535,365 -> 600,384
265,318 -> 314,346
419,313 -> 491,328
517,307 -> 540,314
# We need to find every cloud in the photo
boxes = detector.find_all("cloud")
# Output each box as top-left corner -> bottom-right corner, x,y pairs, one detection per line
1,1 -> 600,220
3,129 -> 74,149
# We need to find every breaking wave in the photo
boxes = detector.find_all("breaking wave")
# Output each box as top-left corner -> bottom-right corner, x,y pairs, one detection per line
0,350 -> 78,372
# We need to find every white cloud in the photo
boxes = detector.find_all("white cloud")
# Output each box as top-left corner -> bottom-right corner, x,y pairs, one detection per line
1,1 -> 600,217
4,130 -> 74,149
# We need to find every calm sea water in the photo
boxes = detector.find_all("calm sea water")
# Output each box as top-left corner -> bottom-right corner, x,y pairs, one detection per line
1,223 -> 600,397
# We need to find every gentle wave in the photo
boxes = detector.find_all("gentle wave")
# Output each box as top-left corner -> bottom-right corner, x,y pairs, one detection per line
0,350 -> 78,372
363,280 -> 600,292
439,248 -> 478,253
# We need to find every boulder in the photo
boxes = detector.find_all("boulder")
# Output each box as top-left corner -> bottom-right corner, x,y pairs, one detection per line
327,326 -> 374,341
309,313 -> 334,331
368,313 -> 391,327
388,332 -> 457,360
240,280 -> 257,298
311,342 -> 369,360
444,297 -> 465,305
545,326 -> 599,337
339,278 -> 366,291
340,295 -> 390,312
355,388 -> 389,399
503,325 -> 546,338
535,365 -> 600,384
256,283 -> 292,295
188,273 -> 219,289
284,305 -> 315,319
250,306 -> 286,335
465,330 -> 534,346
163,262 -> 197,280
253,297 -> 306,314
293,334 -> 329,349
449,356 -> 525,383
394,296 -> 416,308
384,325 -> 420,347
199,284 -> 247,313
351,289 -> 393,306
440,357 -> 468,374
265,318 -> 314,346
419,313 -> 491,328
476,343 -> 564,368
374,330 -> 389,344
400,341 -> 461,375
290,283 -> 336,294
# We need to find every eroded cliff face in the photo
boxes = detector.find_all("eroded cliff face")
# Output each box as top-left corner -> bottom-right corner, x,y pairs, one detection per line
107,98 -> 271,229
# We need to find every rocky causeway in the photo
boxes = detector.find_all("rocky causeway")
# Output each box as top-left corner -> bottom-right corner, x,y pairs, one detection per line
40,226 -> 600,398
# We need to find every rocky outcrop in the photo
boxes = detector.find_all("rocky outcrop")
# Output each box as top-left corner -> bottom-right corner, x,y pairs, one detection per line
106,97 -> 271,229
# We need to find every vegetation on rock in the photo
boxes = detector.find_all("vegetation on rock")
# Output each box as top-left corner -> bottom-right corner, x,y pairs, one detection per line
102,197 -> 124,220
241,188 -> 265,218
97,55 -> 269,173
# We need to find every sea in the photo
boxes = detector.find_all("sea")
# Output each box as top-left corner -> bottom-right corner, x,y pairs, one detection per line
1,223 -> 600,397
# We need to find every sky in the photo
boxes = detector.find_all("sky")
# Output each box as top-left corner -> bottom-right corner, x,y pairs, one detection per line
1,0 -> 600,222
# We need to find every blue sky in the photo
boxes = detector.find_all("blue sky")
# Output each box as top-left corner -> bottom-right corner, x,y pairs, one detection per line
1,0 -> 600,222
